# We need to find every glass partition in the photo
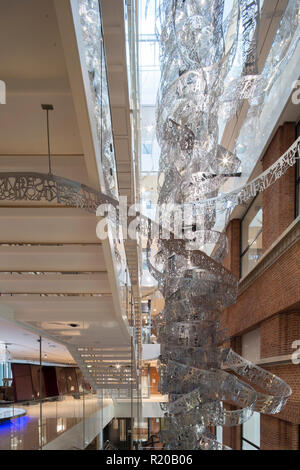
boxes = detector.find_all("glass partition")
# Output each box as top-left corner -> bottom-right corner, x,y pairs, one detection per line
0,392 -> 104,450
0,335 -> 107,450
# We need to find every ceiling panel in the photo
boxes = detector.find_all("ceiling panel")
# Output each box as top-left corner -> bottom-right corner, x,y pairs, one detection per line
0,245 -> 105,272
0,272 -> 111,294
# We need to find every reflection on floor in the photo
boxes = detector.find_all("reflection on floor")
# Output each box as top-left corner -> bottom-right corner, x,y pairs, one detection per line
0,407 -> 27,422
0,395 -> 107,450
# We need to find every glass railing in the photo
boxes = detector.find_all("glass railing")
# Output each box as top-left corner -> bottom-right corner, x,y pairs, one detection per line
110,388 -> 147,400
109,385 -> 166,401
124,0 -> 141,207
78,0 -> 119,200
0,392 -> 108,450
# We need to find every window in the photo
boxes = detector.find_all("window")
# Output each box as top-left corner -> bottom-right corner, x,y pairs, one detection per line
242,412 -> 260,450
142,249 -> 148,271
141,301 -> 150,314
242,329 -> 260,363
240,193 -> 263,277
216,426 -> 223,446
0,362 -> 12,386
142,142 -> 152,155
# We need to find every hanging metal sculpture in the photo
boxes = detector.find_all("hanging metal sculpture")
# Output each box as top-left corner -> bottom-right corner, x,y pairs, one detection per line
147,0 -> 294,450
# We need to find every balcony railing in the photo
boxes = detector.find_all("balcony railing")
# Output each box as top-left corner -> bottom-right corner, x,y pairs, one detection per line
0,392 -> 106,450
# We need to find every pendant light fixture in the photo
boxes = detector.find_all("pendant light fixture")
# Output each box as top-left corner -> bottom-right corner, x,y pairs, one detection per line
41,104 -> 54,175
0,343 -> 11,362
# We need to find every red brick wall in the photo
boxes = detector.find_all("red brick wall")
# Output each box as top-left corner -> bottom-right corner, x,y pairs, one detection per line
260,415 -> 298,450
223,417 -> 241,450
221,122 -> 299,450
263,363 -> 300,424
260,312 -> 300,358
223,219 -> 241,278
222,241 -> 300,337
262,123 -> 296,252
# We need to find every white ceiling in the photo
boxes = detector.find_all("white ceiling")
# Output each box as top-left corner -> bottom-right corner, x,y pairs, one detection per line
0,0 -> 83,160
0,0 -> 69,91
0,94 -> 83,157
0,316 -> 74,364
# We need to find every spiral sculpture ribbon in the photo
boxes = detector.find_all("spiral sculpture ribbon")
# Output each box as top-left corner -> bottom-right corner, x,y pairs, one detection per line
146,0 -> 293,450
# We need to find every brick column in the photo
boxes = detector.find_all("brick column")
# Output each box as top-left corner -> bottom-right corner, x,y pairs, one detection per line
221,220 -> 241,336
262,122 -> 296,252
222,407 -> 242,450
223,219 -> 241,279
